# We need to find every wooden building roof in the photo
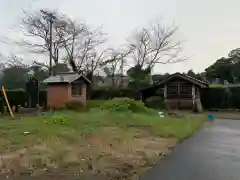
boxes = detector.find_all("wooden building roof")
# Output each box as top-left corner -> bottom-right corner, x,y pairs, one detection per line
42,73 -> 91,84
140,73 -> 209,92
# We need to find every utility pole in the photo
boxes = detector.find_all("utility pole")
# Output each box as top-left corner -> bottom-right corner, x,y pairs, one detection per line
49,16 -> 53,76
40,10 -> 56,76
120,56 -> 124,87
52,42 -> 59,75
56,45 -> 59,63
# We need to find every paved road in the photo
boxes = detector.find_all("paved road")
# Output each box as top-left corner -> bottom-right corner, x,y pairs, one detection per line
140,120 -> 240,180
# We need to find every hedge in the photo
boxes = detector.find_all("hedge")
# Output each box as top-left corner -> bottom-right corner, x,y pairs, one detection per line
201,87 -> 240,109
0,88 -> 138,112
0,90 -> 47,113
90,87 -> 240,110
0,87 -> 239,113
231,87 -> 240,109
90,88 -> 141,100
0,88 -> 138,111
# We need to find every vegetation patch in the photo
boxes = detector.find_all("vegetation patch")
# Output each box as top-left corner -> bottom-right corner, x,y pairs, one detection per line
0,110 -> 206,180
100,98 -> 155,114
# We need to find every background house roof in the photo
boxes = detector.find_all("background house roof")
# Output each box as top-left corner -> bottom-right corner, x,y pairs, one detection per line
42,73 -> 91,84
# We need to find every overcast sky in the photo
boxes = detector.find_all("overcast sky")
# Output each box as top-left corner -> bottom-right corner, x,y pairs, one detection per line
0,0 -> 240,74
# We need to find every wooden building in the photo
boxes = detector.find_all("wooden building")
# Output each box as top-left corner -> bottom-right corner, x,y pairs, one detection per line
140,73 -> 209,111
42,73 -> 91,109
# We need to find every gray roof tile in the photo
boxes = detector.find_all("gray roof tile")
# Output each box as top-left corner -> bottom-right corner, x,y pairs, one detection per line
42,74 -> 90,84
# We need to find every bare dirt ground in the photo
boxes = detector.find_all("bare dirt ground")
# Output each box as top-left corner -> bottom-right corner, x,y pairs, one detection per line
0,133 -> 176,180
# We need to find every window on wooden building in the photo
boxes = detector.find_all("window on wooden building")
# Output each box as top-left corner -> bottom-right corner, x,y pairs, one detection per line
71,84 -> 82,96
180,85 -> 192,94
167,85 -> 178,94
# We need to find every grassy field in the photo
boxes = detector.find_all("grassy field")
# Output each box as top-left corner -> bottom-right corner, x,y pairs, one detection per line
0,110 -> 206,180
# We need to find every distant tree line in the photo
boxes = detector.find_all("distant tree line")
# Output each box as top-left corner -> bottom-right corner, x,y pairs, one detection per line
205,48 -> 240,84
182,48 -> 240,84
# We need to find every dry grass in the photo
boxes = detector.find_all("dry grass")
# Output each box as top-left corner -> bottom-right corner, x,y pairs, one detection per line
0,111 -> 205,180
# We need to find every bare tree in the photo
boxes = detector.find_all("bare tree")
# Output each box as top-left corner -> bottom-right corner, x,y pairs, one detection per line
128,20 -> 187,70
103,52 -> 121,88
0,53 -> 29,68
5,10 -> 112,81
54,19 -> 88,72
55,21 -> 106,73
8,9 -> 108,76
17,9 -> 63,65
7,54 -> 30,68
32,60 -> 50,70
85,50 -> 107,74
76,27 -> 107,73
102,48 -> 132,88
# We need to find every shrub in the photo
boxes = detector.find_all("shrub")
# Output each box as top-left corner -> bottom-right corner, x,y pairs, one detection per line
90,88 -> 110,99
100,97 -> 155,114
231,87 -> 240,109
6,89 -> 26,107
87,100 -> 107,109
145,96 -> 165,109
90,88 -> 141,100
200,86 -> 240,109
65,99 -> 85,111
0,89 -> 47,112
39,91 -> 47,108
44,114 -> 70,125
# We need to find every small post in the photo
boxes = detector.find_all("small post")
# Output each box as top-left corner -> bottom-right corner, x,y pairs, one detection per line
2,86 -> 14,119
177,83 -> 180,96
192,85 -> 195,110
164,84 -> 167,99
